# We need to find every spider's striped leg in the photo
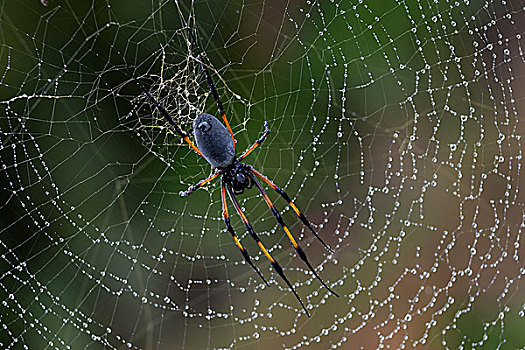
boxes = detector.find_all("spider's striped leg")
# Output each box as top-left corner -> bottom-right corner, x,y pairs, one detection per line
226,183 -> 310,317
250,167 -> 335,253
238,122 -> 270,161
189,32 -> 236,149
129,71 -> 204,158
179,171 -> 221,197
249,174 -> 339,297
221,178 -> 269,286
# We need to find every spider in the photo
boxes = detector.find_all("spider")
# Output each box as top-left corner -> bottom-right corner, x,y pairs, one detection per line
130,33 -> 338,316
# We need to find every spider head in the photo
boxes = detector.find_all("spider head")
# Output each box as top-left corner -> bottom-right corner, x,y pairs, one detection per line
232,172 -> 252,194
226,163 -> 253,195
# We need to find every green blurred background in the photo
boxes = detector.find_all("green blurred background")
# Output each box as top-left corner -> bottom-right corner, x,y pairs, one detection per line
1,0 -> 524,349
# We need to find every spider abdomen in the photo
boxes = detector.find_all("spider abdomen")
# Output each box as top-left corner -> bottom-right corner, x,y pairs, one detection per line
193,113 -> 235,168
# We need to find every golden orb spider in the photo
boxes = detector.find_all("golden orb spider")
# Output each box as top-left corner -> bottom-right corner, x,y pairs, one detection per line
129,32 -> 338,316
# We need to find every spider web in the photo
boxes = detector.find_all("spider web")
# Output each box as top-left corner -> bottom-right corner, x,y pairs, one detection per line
1,0 -> 524,349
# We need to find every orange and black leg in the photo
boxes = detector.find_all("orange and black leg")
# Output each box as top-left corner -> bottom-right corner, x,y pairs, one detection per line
249,173 -> 339,297
226,183 -> 310,317
128,70 -> 204,158
189,32 -> 236,150
250,167 -> 334,253
202,67 -> 236,149
238,122 -> 270,161
179,171 -> 222,197
221,178 -> 269,286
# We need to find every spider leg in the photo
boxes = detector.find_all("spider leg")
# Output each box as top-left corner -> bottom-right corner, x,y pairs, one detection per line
189,32 -> 236,149
249,173 -> 339,297
179,170 -> 222,197
226,183 -> 310,317
221,178 -> 269,286
238,121 -> 270,161
128,70 -> 204,158
250,167 -> 335,253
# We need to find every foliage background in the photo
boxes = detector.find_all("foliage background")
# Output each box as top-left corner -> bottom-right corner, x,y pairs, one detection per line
1,0 -> 524,349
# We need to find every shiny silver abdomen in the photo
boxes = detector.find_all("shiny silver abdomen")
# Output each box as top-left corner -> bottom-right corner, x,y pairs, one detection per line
193,113 -> 236,168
